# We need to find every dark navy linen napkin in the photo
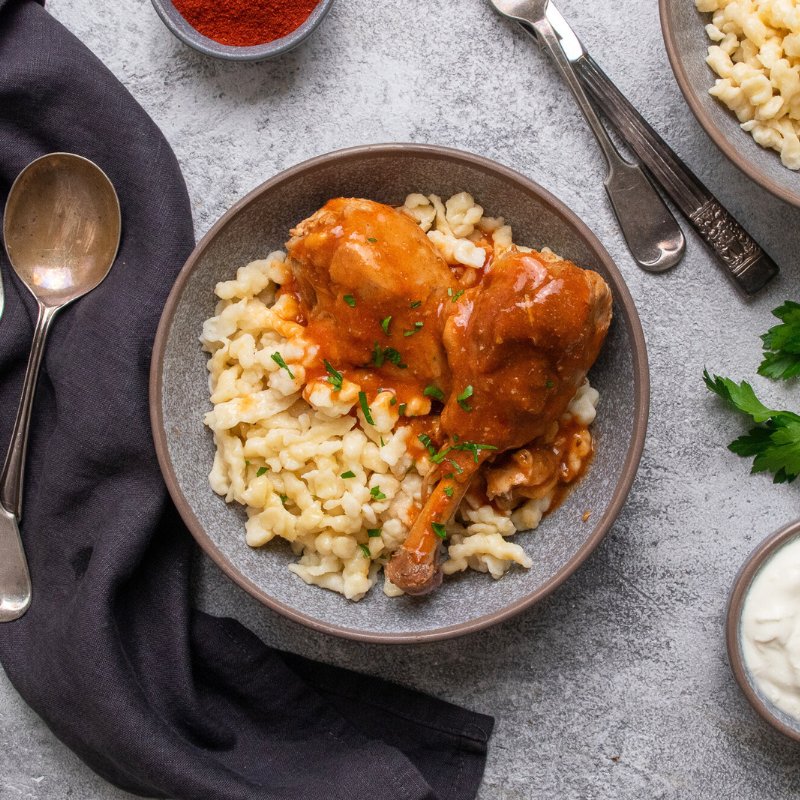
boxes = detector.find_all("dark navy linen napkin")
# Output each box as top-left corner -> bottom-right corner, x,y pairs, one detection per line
0,2 -> 493,798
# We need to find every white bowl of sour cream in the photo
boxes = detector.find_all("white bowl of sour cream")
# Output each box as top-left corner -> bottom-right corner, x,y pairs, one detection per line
728,519 -> 800,742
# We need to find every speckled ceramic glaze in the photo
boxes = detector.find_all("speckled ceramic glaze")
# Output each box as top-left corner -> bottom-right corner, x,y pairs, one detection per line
661,0 -> 800,207
150,144 -> 649,642
149,0 -> 335,62
727,518 -> 800,742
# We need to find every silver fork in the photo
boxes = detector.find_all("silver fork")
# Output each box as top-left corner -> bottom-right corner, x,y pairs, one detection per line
488,0 -> 685,273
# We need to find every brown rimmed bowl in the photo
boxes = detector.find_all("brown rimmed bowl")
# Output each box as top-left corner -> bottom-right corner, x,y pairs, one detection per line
660,0 -> 800,207
150,143 -> 649,643
727,518 -> 800,741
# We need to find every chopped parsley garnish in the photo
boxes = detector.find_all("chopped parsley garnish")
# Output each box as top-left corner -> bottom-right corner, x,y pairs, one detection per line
398,403 -> 407,416
430,445 -> 453,464
367,237 -> 378,243
448,458 -> 464,474
359,391 -> 375,425
424,385 -> 445,401
431,522 -> 448,539
759,301 -> 800,380
370,485 -> 386,500
380,436 -> 385,447
341,470 -> 356,479
343,294 -> 356,307
443,485 -> 454,498
704,369 -> 800,483
457,385 -> 474,411
410,300 -> 422,309
390,396 -> 397,406
546,379 -> 555,389
381,316 -> 392,335
279,494 -> 288,506
444,472 -> 455,479
417,433 -> 436,456
324,360 -> 343,391
359,543 -> 371,558
448,287 -> 465,303
256,466 -> 269,477
452,440 -> 498,463
372,343 -> 407,369
404,321 -> 424,337
367,528 -> 382,538
244,459 -> 251,466
271,352 -> 294,379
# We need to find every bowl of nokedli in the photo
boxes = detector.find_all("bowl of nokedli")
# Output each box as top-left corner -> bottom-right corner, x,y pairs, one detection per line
151,144 -> 649,643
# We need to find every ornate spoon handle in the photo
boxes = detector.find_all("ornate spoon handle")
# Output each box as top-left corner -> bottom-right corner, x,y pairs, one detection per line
573,51 -> 779,295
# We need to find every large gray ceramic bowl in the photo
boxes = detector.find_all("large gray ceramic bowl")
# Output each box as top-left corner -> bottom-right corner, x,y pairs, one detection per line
661,0 -> 800,207
150,144 -> 649,643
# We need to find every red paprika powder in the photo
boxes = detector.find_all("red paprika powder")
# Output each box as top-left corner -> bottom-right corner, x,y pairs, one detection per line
172,0 -> 320,47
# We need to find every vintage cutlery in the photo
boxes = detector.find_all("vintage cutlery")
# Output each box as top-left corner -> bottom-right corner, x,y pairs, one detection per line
516,1 -> 779,295
0,153 -> 120,622
488,0 -> 685,273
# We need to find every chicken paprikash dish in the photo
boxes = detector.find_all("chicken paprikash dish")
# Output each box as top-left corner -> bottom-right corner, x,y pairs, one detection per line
201,193 -> 612,600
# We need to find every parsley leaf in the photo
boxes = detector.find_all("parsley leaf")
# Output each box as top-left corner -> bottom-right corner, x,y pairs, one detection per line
430,445 -> 453,464
279,494 -> 288,506
381,316 -> 392,335
457,385 -> 474,411
443,485 -> 454,497
447,287 -> 465,303
359,543 -> 371,558
324,360 -> 343,391
424,385 -> 445,401
367,237 -> 378,243
270,352 -> 294,379
417,433 -> 436,456
759,301 -> 800,380
704,369 -> 800,483
410,300 -> 422,309
452,440 -> 498,463
359,391 -> 375,425
398,403 -> 407,416
341,470 -> 356,479
431,522 -> 448,539
343,294 -> 356,307
256,466 -> 269,477
370,485 -> 386,500
372,343 -> 406,369
367,528 -> 382,538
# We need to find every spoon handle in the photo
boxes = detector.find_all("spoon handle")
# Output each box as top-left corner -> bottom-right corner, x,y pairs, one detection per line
0,303 -> 58,519
529,13 -> 685,272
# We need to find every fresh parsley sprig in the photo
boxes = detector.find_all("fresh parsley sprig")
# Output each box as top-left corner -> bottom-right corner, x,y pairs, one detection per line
704,369 -> 800,484
759,301 -> 800,380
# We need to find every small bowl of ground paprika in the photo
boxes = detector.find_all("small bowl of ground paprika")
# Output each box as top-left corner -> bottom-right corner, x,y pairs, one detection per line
151,0 -> 334,61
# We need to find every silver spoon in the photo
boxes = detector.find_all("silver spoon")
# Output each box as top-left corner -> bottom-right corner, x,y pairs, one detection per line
0,153 -> 121,622
489,0 -> 686,272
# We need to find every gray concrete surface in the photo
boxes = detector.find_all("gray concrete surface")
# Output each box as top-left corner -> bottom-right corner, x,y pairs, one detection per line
3,0 -> 800,797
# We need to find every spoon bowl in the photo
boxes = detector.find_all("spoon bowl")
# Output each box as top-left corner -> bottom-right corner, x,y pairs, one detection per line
0,152 -> 120,622
4,153 -> 121,307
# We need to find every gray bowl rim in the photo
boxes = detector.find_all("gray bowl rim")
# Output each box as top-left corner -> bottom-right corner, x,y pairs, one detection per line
659,0 -> 800,208
726,516 -> 800,742
149,0 -> 334,62
149,142 -> 650,643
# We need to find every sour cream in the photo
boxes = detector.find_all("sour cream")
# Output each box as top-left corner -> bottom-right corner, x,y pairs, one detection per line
741,535 -> 800,721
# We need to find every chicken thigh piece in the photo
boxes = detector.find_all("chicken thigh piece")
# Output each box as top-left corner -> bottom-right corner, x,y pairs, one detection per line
386,249 -> 612,595
285,198 -> 459,386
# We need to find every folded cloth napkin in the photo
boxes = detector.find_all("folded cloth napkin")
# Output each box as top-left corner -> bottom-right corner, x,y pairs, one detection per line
0,2 -> 493,798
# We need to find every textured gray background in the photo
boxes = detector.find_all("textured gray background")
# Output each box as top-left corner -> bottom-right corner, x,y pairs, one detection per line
2,0 -> 800,797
